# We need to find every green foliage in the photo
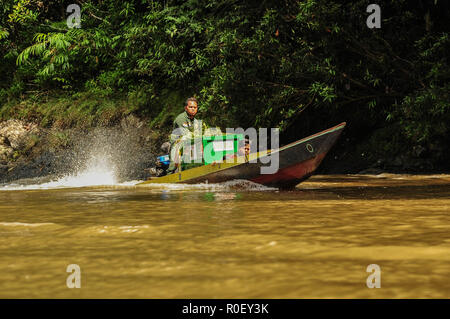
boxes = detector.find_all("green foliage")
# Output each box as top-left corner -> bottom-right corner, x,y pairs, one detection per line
0,0 -> 449,166
8,0 -> 39,24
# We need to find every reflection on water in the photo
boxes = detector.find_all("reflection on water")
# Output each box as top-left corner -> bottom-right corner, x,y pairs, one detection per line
0,174 -> 449,298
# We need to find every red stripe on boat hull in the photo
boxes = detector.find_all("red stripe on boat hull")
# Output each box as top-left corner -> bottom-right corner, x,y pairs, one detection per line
250,152 -> 327,188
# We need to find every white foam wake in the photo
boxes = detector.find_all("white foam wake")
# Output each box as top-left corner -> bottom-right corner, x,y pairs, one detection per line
0,156 -> 275,191
0,157 -> 139,190
138,179 -> 277,191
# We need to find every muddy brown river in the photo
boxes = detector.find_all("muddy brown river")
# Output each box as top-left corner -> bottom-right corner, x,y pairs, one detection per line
0,174 -> 449,298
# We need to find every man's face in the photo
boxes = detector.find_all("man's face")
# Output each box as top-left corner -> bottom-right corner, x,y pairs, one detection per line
185,101 -> 198,118
238,143 -> 251,156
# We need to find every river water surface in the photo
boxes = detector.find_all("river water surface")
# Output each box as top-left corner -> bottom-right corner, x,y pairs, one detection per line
0,174 -> 449,298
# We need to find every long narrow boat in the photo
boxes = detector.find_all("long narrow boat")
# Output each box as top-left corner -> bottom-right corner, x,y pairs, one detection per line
138,122 -> 346,189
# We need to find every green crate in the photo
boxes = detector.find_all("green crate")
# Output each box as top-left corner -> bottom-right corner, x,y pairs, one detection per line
202,134 -> 244,164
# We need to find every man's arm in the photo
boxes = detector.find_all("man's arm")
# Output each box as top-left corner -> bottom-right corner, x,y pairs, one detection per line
170,114 -> 191,143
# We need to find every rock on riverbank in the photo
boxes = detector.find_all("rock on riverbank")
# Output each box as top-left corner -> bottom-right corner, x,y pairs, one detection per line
0,119 -> 39,161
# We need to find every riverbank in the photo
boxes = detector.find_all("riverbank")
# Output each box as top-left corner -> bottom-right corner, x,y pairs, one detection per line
0,91 -> 180,183
1,94 -> 448,184
0,116 -> 160,184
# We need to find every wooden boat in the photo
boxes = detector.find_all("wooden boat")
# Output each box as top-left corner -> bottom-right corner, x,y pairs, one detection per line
137,122 -> 346,189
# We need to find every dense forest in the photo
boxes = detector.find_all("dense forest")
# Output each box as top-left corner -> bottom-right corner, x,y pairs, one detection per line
1,0 -> 449,175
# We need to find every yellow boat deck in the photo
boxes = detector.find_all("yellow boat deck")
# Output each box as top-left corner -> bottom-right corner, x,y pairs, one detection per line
137,152 -> 265,185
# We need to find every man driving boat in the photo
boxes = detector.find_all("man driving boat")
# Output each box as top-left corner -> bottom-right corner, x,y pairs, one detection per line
167,97 -> 205,173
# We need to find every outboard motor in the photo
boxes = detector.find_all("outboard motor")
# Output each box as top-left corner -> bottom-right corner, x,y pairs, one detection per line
151,142 -> 171,177
155,154 -> 170,176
